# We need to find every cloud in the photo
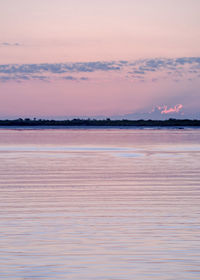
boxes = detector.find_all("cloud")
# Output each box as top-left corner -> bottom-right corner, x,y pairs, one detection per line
119,104 -> 185,120
0,57 -> 199,83
31,75 -> 49,81
129,57 -> 200,79
0,61 -> 121,75
62,76 -> 77,81
62,76 -> 89,81
0,74 -> 49,82
0,61 -> 120,82
133,70 -> 146,75
156,104 -> 183,114
0,42 -> 21,47
80,77 -> 89,80
0,76 -> 15,82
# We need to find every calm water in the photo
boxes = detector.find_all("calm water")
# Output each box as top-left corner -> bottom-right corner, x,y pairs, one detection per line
0,128 -> 200,280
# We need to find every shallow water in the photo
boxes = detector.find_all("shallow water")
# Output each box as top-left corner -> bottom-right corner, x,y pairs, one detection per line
0,129 -> 200,280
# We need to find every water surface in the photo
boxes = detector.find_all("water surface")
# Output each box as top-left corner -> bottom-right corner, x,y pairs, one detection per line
0,129 -> 200,279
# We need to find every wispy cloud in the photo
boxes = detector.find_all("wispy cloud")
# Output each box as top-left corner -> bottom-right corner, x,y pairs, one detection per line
62,76 -> 77,81
0,42 -> 21,47
0,62 -> 120,74
0,74 -> 49,83
62,76 -> 88,81
0,57 -> 199,82
129,57 -> 200,81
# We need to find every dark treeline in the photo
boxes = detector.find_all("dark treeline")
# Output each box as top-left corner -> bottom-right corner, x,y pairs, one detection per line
0,118 -> 200,127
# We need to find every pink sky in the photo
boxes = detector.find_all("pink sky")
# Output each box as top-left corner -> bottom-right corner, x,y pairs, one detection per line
0,0 -> 200,119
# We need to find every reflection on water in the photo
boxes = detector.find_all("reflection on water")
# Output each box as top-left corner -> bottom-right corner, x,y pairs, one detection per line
0,129 -> 200,280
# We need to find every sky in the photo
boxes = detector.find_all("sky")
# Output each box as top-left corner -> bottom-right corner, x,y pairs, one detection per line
0,0 -> 200,119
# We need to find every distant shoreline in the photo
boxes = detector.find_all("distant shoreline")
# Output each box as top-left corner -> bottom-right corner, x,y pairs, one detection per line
0,118 -> 200,127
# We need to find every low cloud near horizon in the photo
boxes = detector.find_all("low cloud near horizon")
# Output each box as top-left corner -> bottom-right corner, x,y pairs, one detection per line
154,104 -> 183,115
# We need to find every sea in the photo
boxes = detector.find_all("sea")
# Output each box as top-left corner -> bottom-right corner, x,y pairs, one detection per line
0,127 -> 200,280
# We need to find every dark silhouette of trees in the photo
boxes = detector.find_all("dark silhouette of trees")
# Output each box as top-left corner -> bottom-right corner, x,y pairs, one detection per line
0,118 -> 199,127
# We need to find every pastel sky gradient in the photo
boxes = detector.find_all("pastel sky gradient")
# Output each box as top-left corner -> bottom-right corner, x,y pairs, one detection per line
0,0 -> 200,119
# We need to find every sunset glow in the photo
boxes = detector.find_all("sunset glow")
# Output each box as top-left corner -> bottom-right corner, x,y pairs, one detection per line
0,0 -> 200,119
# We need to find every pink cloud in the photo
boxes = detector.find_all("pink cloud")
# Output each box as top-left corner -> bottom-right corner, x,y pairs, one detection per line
157,104 -> 183,114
